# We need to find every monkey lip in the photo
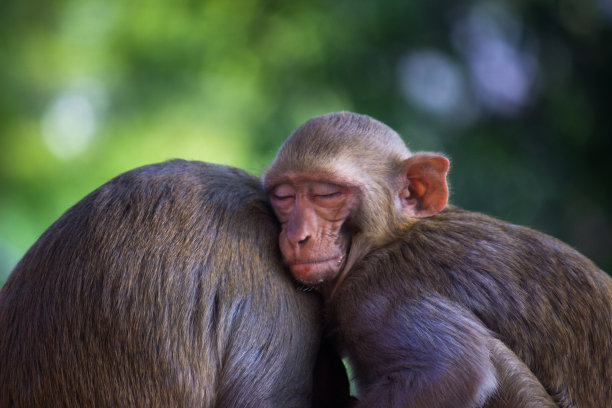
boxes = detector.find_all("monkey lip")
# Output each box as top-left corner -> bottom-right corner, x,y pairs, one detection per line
288,257 -> 343,284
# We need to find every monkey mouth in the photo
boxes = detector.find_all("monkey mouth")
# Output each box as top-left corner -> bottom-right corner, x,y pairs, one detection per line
288,257 -> 343,284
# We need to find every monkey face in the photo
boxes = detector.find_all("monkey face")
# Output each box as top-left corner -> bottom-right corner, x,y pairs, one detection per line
268,174 -> 356,286
264,112 -> 449,288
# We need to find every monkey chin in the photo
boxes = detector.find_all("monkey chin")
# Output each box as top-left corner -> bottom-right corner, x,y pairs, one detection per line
288,259 -> 341,287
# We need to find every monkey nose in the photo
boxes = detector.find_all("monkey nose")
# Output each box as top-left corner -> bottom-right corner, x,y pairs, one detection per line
285,216 -> 311,247
287,230 -> 310,247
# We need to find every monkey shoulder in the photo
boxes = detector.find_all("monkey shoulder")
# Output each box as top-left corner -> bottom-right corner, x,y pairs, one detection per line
399,206 -> 605,281
334,206 -> 610,342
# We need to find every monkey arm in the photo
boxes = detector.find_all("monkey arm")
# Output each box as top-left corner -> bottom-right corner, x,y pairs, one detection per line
337,295 -> 500,408
336,292 -> 558,408
486,338 -> 558,407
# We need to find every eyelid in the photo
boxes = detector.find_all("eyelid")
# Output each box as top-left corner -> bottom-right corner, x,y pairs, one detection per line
311,183 -> 343,195
315,191 -> 342,198
273,194 -> 294,201
271,192 -> 294,200
272,184 -> 295,199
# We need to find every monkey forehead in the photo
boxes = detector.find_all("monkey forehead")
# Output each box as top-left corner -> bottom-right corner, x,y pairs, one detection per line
263,169 -> 362,192
263,111 -> 413,191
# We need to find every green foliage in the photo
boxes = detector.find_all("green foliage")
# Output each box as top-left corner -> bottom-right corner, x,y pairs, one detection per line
1,0 -> 611,285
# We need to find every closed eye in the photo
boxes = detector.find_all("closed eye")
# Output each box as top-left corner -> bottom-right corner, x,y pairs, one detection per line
273,194 -> 293,200
316,192 -> 341,198
272,195 -> 295,207
312,191 -> 346,208
270,184 -> 296,203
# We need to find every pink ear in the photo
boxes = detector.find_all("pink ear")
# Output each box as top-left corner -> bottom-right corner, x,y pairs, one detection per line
399,153 -> 449,218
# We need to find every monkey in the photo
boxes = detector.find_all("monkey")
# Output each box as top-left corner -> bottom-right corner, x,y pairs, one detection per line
263,111 -> 612,408
0,159 -> 353,408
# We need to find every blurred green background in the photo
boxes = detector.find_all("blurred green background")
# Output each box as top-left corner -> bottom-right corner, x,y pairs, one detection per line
1,0 -> 611,285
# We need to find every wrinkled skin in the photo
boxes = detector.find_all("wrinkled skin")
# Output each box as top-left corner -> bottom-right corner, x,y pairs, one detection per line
269,175 -> 356,285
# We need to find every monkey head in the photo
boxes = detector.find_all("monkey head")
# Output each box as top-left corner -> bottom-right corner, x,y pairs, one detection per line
263,111 -> 449,287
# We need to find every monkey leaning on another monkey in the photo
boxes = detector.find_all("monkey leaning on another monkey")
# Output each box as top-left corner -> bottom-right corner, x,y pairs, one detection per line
263,111 -> 612,408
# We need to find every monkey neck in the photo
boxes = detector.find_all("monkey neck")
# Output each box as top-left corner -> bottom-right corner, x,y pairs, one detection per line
327,233 -> 379,299
327,218 -> 415,300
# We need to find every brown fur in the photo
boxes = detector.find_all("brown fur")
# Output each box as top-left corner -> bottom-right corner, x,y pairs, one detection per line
488,338 -> 560,407
331,207 -> 610,407
264,111 -> 612,407
0,160 -> 347,407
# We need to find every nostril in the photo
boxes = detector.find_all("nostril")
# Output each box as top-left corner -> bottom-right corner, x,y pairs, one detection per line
297,236 -> 309,246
